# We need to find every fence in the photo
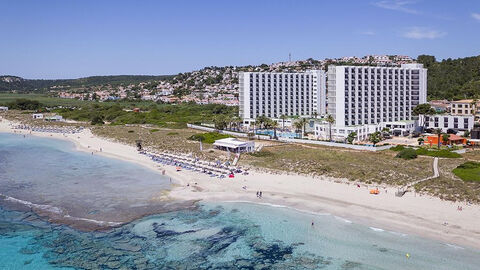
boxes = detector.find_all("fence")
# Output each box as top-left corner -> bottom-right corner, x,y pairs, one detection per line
187,124 -> 391,151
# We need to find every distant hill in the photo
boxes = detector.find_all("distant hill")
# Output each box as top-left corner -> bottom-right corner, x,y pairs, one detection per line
0,75 -> 173,92
417,55 -> 480,100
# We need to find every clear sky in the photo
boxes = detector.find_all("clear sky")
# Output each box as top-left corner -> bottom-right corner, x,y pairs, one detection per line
1,0 -> 479,79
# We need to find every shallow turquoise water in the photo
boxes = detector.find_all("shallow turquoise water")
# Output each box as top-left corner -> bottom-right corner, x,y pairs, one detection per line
1,132 -> 479,269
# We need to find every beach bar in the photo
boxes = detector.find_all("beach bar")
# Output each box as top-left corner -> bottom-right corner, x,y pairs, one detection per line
213,138 -> 255,153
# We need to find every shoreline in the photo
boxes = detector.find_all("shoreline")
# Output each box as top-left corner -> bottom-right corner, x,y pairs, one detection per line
1,117 -> 479,250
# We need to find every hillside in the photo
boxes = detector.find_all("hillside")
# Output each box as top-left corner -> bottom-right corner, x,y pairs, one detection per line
0,75 -> 173,92
417,55 -> 480,100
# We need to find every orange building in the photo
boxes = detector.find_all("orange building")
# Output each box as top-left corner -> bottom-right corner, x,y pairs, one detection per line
425,134 -> 467,146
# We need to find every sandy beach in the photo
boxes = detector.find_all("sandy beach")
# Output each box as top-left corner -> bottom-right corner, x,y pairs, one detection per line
1,117 -> 479,250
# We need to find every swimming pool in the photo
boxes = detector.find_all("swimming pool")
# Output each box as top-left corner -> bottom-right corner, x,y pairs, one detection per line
256,129 -> 300,138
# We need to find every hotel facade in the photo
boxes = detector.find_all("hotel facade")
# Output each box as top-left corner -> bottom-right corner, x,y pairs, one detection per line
239,70 -> 326,125
315,64 -> 427,140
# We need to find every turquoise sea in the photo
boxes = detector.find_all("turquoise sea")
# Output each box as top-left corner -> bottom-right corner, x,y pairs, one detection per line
1,132 -> 479,269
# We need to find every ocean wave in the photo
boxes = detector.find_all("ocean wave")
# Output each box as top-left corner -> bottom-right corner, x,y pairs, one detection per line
0,193 -> 122,227
445,243 -> 465,250
220,200 -> 331,217
369,227 -> 385,232
1,194 -> 64,214
388,231 -> 408,237
334,216 -> 353,223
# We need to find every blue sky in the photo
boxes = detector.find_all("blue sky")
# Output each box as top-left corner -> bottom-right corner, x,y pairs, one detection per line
1,0 -> 479,79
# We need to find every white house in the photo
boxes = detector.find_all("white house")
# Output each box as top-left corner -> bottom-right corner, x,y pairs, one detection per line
44,115 -> 63,122
419,114 -> 474,132
0,106 -> 8,112
213,138 -> 255,153
32,113 -> 44,119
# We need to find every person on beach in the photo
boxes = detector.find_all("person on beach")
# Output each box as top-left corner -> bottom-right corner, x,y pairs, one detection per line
259,191 -> 262,198
311,221 -> 314,227
256,191 -> 259,197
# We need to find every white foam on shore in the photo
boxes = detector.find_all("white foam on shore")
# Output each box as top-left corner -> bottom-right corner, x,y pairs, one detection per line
445,243 -> 465,250
219,200 -> 332,217
63,214 -> 122,226
388,231 -> 408,237
1,194 -> 64,215
369,227 -> 385,232
334,216 -> 353,223
0,193 -> 122,227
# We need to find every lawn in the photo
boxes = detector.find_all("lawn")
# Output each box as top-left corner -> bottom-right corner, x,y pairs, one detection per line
452,162 -> 480,182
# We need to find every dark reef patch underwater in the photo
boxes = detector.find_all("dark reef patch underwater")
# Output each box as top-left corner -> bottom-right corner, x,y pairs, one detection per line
0,204 -> 334,270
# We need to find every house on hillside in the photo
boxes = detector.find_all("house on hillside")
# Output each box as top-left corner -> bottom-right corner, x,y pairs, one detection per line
32,113 -> 44,119
44,115 -> 63,122
0,106 -> 8,112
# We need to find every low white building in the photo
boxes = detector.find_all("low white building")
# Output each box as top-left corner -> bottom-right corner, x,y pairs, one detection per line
44,115 -> 63,122
0,106 -> 8,112
213,138 -> 255,153
32,113 -> 44,119
314,120 -> 417,141
419,114 -> 474,132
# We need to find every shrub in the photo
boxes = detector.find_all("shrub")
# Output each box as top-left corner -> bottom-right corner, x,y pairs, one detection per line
167,132 -> 179,136
415,148 -> 461,158
390,145 -> 405,151
90,115 -> 104,125
248,150 -> 274,157
396,148 -> 418,160
149,129 -> 160,133
128,130 -> 134,133
7,99 -> 44,110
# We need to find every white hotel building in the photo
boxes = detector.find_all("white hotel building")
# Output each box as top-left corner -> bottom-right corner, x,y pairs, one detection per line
239,70 -> 326,125
315,64 -> 427,140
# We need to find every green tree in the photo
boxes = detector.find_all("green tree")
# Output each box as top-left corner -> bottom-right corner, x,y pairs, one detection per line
280,114 -> 287,130
442,133 -> 450,145
293,121 -> 303,137
433,128 -> 443,149
417,55 -> 436,69
90,114 -> 104,125
271,120 -> 279,139
347,132 -> 357,144
299,118 -> 308,137
325,114 -> 335,141
464,130 -> 471,138
368,131 -> 382,146
214,115 -> 227,130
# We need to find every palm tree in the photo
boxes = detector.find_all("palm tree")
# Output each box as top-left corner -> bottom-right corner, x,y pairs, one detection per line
442,133 -> 450,146
279,114 -> 287,130
325,114 -> 335,141
433,128 -> 443,149
293,121 -> 303,138
299,118 -> 308,137
368,132 -> 381,146
271,120 -> 279,139
231,116 -> 241,131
